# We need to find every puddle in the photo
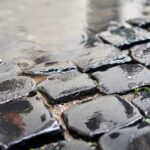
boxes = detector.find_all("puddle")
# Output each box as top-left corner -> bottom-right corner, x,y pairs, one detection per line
0,0 -> 149,61
0,0 -> 150,149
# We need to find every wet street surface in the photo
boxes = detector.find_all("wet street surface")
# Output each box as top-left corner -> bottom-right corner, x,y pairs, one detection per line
1,0 -> 150,150
92,64 -> 150,94
63,95 -> 142,139
99,122 -> 150,150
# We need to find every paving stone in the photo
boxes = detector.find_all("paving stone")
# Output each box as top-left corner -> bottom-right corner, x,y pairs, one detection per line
97,26 -> 150,49
23,61 -> 77,76
130,43 -> 150,67
127,17 -> 150,29
98,122 -> 150,150
63,95 -> 142,139
0,95 -> 62,150
92,64 -> 150,94
132,93 -> 150,118
36,140 -> 93,150
37,72 -> 96,104
74,43 -> 131,72
0,76 -> 36,105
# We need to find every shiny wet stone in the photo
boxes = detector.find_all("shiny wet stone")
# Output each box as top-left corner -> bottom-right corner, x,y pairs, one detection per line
37,72 -> 96,104
23,61 -> 77,76
36,140 -> 93,150
0,95 -> 62,150
99,122 -> 150,150
92,64 -> 150,94
97,26 -> 150,49
132,93 -> 150,118
0,76 -> 36,104
63,95 -> 142,139
74,44 -> 131,72
130,43 -> 150,67
127,17 -> 150,29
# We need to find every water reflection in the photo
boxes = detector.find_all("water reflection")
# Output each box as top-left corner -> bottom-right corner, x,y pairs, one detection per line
0,0 -> 150,63
85,0 -> 147,33
82,0 -> 150,46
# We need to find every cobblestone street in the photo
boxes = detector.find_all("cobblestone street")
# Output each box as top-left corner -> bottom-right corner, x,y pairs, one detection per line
1,0 -> 150,150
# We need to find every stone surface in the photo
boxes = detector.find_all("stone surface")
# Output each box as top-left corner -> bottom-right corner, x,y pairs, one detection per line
36,140 -> 93,150
74,43 -> 131,72
63,95 -> 142,139
0,95 -> 62,150
132,93 -> 150,118
92,64 -> 150,94
97,26 -> 150,49
99,122 -> 150,150
0,76 -> 36,104
127,17 -> 150,29
38,72 -> 96,104
130,43 -> 150,67
23,61 -> 77,76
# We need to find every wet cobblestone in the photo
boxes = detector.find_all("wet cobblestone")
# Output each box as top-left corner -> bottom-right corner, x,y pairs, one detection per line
130,43 -> 150,67
0,95 -> 62,150
92,64 -> 150,94
63,95 -> 142,139
24,61 -> 77,76
132,93 -> 150,118
98,26 -> 150,49
127,17 -> 150,30
36,140 -> 93,150
99,121 -> 150,150
0,76 -> 36,104
1,0 -> 150,150
74,43 -> 131,72
38,72 -> 97,104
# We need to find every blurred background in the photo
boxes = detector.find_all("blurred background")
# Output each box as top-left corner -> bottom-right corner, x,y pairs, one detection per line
0,0 -> 150,61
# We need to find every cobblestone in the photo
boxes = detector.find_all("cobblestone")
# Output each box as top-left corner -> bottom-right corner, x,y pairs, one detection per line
0,95 -> 62,150
0,76 -> 35,104
38,72 -> 97,104
74,43 -> 131,72
99,121 -> 150,150
132,93 -> 150,118
130,43 -> 150,67
1,0 -> 150,149
24,61 -> 77,76
36,140 -> 93,150
127,17 -> 150,30
98,26 -> 150,49
63,95 -> 142,139
92,64 -> 150,94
